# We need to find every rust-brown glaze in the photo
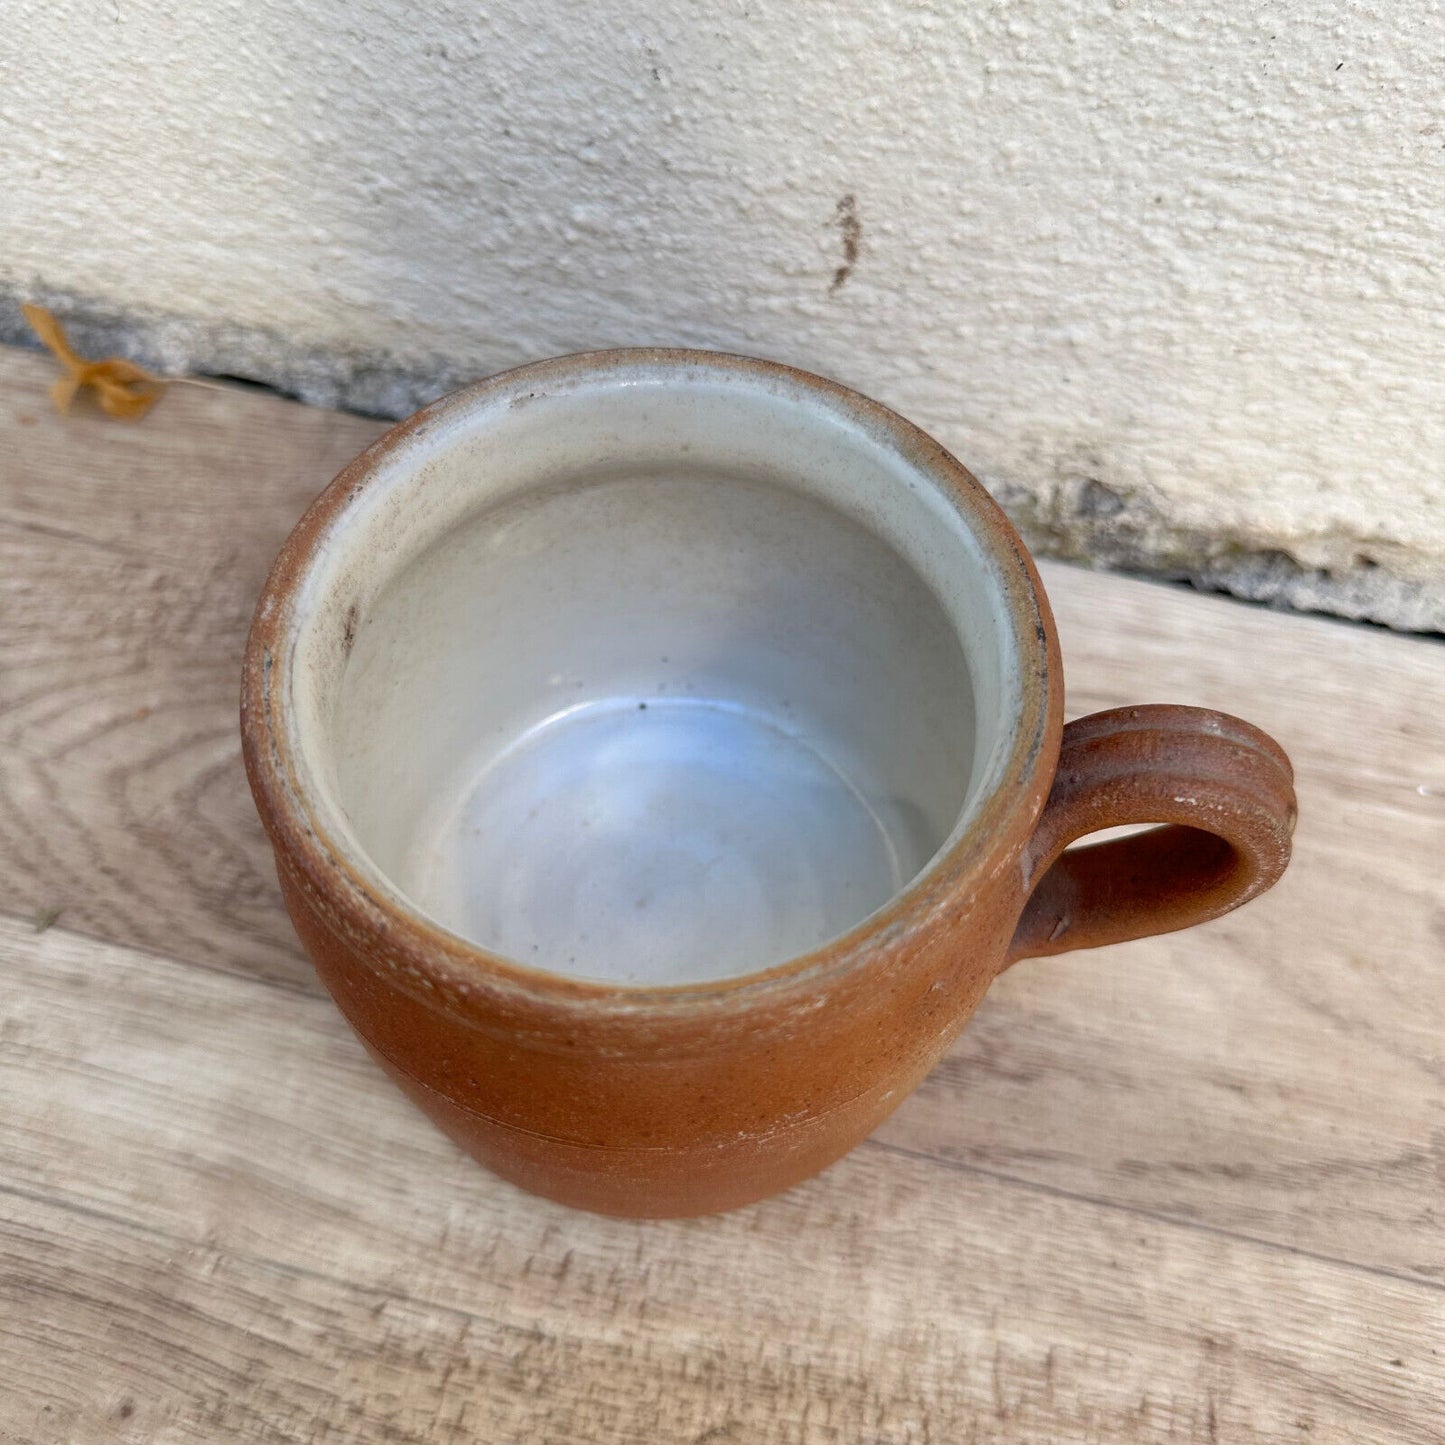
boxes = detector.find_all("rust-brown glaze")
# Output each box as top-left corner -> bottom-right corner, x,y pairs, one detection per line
241,350 -> 1296,1217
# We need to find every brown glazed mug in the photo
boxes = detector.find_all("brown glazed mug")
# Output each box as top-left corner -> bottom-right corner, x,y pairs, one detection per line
242,350 -> 1295,1217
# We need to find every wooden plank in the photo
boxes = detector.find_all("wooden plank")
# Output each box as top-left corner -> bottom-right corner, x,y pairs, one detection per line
0,348 -> 382,989
4,344 -> 1445,1267
885,576 -> 1445,1282
3,339 -> 1444,1440
0,352 -> 383,570
2,337 -> 1443,1279
2,919 -> 1441,1444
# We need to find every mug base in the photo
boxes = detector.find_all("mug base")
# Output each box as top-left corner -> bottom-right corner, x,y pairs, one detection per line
400,696 -> 923,987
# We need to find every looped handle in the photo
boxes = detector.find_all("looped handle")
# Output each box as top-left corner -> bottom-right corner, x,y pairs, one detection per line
1007,706 -> 1296,965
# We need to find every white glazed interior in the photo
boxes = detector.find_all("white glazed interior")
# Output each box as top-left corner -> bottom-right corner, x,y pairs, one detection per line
285,357 -> 1021,985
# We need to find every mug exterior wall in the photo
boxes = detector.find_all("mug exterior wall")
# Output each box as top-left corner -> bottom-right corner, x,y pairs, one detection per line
272,810 -> 1042,1216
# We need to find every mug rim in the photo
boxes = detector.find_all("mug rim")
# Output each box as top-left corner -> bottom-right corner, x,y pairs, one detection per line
241,347 -> 1062,1014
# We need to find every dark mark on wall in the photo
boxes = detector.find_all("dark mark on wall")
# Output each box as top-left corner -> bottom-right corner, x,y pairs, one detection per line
830,194 -> 861,293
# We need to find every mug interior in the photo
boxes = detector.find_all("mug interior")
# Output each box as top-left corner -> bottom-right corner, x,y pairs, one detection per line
283,355 -> 1023,985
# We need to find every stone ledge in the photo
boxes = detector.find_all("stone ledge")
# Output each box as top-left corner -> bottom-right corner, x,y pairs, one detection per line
5,288 -> 1439,635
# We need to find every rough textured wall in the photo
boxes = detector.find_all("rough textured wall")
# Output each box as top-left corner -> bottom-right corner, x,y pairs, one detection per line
4,0 -> 1442,628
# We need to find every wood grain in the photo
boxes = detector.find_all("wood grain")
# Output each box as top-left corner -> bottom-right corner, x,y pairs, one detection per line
0,349 -> 382,988
3,920 -> 1442,1445
1,340 -> 1443,1441
886,578 -> 1445,1282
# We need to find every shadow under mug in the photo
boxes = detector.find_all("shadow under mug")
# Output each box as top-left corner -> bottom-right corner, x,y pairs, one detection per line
242,350 -> 1296,1217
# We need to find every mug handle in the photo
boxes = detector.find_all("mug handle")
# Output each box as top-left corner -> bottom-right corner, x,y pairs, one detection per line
1006,706 -> 1296,965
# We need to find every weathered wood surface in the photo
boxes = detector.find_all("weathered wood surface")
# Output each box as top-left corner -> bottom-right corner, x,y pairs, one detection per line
1,345 -> 1442,1442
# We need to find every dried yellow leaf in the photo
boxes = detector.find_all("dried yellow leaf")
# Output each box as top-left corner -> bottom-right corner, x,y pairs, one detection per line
23,303 -> 168,421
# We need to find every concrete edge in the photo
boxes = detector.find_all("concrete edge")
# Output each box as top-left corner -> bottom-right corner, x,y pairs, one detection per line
995,477 -> 1445,635
4,285 -> 1440,635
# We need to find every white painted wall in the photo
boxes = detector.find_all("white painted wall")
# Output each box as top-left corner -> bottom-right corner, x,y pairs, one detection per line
4,0 -> 1442,626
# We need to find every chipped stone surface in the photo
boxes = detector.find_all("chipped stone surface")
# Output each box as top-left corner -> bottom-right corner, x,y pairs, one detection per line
3,1 -> 1441,631
996,476 -> 1445,633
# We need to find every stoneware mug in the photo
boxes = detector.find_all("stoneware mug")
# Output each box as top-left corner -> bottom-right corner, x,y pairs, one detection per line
242,350 -> 1296,1217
